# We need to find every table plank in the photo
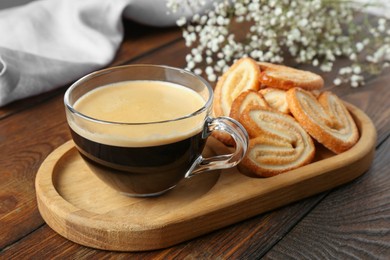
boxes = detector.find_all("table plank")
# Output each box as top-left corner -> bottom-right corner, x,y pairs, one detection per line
0,94 -> 69,249
264,136 -> 390,259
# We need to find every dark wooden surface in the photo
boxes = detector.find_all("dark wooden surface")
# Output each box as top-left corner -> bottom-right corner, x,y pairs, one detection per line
1,18 -> 389,259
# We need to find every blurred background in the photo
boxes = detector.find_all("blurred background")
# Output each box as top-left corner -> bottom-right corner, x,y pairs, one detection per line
0,0 -> 34,9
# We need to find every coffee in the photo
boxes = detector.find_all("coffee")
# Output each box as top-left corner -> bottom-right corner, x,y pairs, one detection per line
70,128 -> 206,195
65,64 -> 248,197
69,80 -> 208,195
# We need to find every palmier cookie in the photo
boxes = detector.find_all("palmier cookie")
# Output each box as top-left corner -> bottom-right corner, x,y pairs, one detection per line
213,57 -> 261,118
257,62 -> 324,90
259,88 -> 290,114
238,105 -> 315,177
230,90 -> 269,120
214,90 -> 269,146
286,88 -> 359,154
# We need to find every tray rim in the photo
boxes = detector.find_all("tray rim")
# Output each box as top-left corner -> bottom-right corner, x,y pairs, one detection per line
35,102 -> 377,251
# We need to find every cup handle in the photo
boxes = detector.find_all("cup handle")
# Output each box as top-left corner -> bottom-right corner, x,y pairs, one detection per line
185,117 -> 249,178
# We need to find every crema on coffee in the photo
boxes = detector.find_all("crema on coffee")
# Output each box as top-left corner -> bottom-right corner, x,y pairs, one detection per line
70,80 -> 207,147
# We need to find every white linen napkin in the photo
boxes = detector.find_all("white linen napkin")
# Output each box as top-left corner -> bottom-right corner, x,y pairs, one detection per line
0,0 -> 211,106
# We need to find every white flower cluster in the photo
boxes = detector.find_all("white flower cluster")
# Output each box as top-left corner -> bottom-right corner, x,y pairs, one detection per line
167,0 -> 390,87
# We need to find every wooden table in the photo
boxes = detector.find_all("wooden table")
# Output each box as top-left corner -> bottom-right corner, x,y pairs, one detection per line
1,19 -> 389,259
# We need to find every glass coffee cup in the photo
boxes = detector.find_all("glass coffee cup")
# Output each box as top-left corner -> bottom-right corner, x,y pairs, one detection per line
64,64 -> 248,197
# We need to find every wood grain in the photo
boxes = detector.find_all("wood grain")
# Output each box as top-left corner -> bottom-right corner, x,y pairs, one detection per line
264,137 -> 390,259
1,14 -> 390,258
0,94 -> 70,249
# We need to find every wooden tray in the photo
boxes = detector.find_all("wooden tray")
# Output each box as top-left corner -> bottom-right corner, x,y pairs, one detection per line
35,103 -> 377,252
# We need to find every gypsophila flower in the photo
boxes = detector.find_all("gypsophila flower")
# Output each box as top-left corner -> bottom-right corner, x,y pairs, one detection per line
333,78 -> 342,86
176,17 -> 187,27
167,0 -> 390,87
194,68 -> 203,75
